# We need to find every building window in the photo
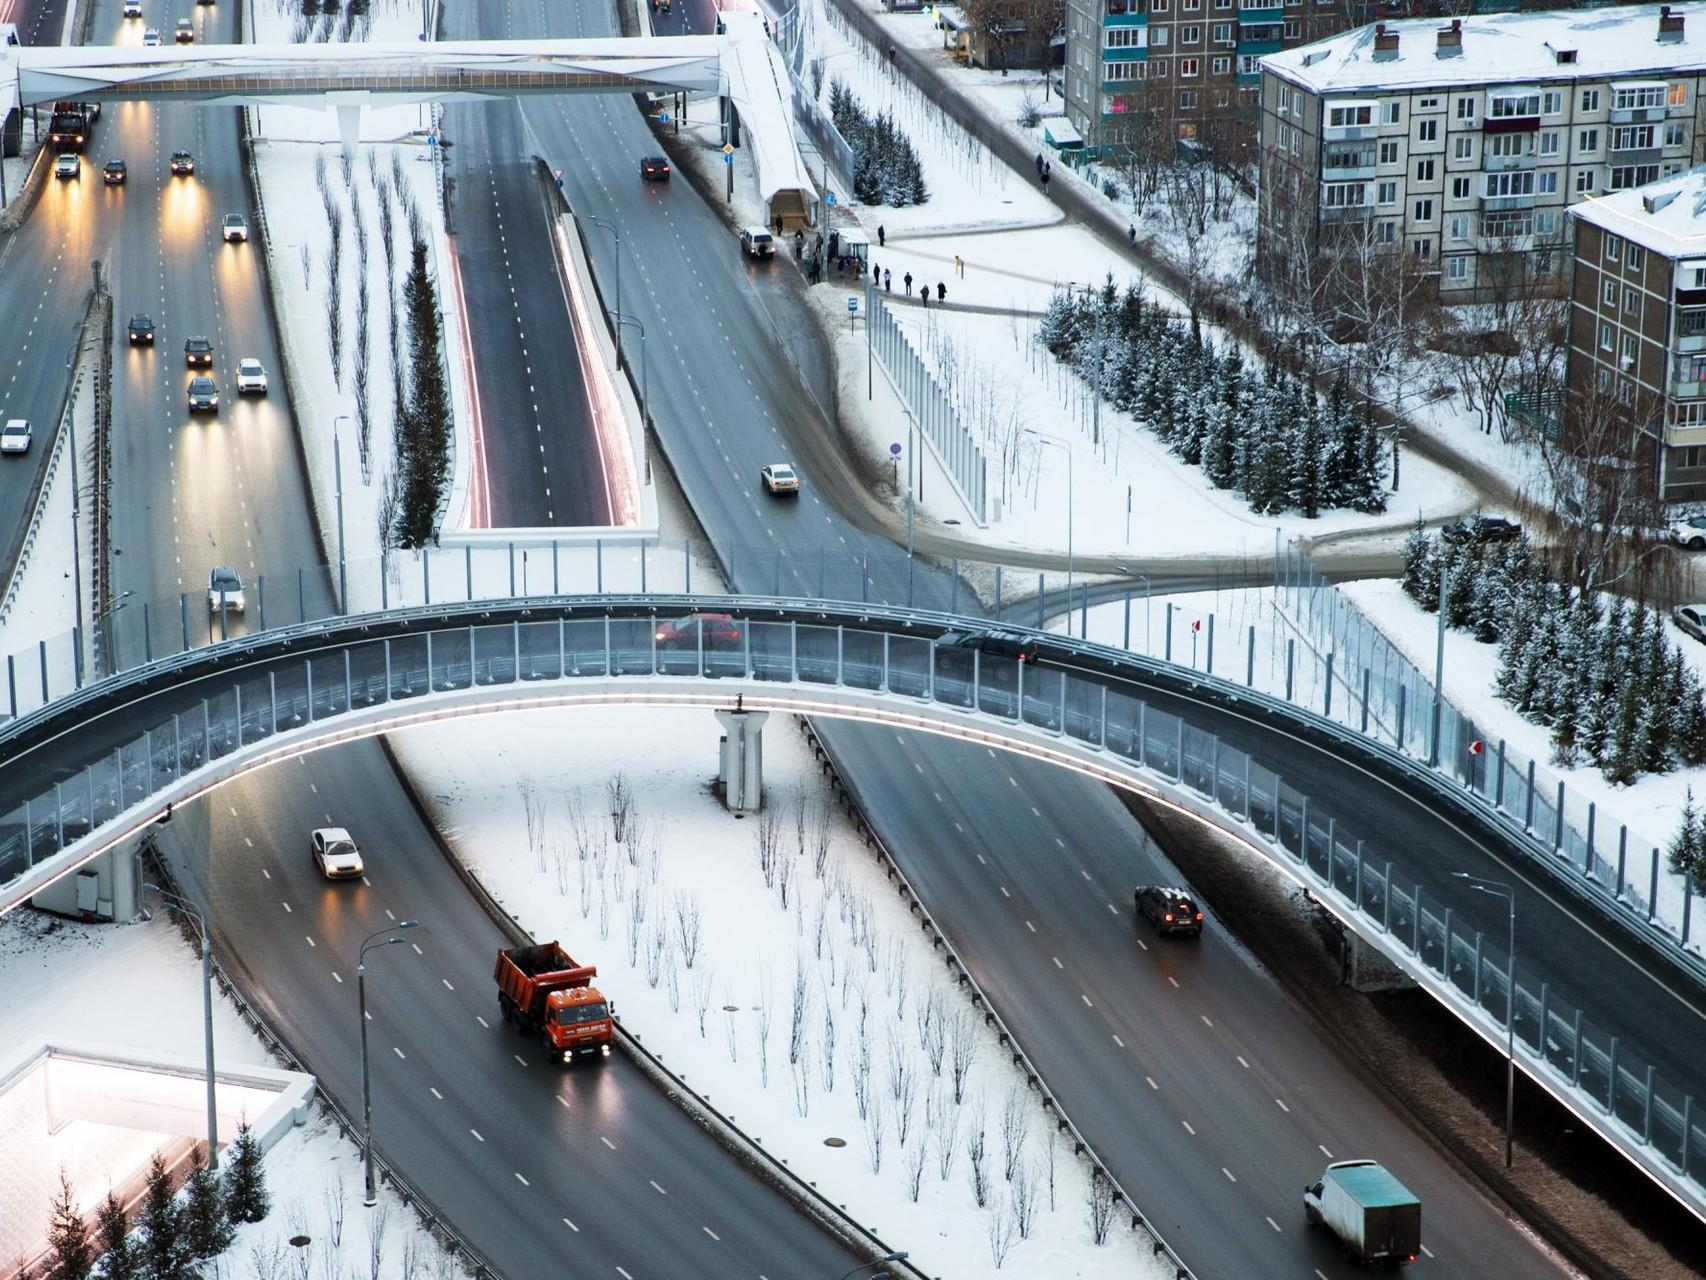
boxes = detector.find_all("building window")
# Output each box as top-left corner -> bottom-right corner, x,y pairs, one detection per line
1237,54 -> 1259,74
1667,162 -> 1683,177
1666,121 -> 1686,148
1599,321 -> 1613,351
1628,246 -> 1644,271
1283,18 -> 1297,38
1412,238 -> 1432,260
1603,280 -> 1619,307
1613,85 -> 1665,112
1417,119 -> 1438,143
1536,210 -> 1555,235
1181,24 -> 1200,43
1376,180 -> 1397,205
1212,55 -> 1229,74
1455,96 -> 1475,121
1183,0 -> 1201,9
1151,26 -> 1169,45
1576,168 -> 1597,194
1322,182 -> 1367,208
1625,287 -> 1639,315
1381,101 -> 1401,125
1154,60 -> 1168,77
1379,140 -> 1399,164
1446,256 -> 1468,281
1180,57 -> 1199,77
1417,96 -> 1439,112
1578,128 -> 1599,154
1609,164 -> 1661,190
1482,171 -> 1535,198
1622,333 -> 1637,363
1540,130 -> 1559,156
1453,136 -> 1472,160
1488,91 -> 1540,118
1452,176 -> 1471,200
1212,22 -> 1231,43
1152,0 -> 1168,10
1537,172 -> 1557,195
1487,133 -> 1530,159
1375,220 -> 1395,244
1106,27 -> 1146,46
1612,125 -> 1656,151
1670,81 -> 1688,107
1415,159 -> 1435,182
1581,88 -> 1601,112
1180,89 -> 1200,108
1104,61 -> 1144,80
1605,235 -> 1621,262
1448,214 -> 1468,241
1413,197 -> 1434,222
1543,90 -> 1563,115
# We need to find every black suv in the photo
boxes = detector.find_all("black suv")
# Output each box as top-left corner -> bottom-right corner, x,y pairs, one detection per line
170,150 -> 196,176
934,629 -> 1040,665
1441,515 -> 1520,546
184,335 -> 213,367
127,314 -> 155,345
1134,885 -> 1203,938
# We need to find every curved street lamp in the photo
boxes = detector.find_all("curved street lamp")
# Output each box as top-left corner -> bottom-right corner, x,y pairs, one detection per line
836,1252 -> 907,1280
1453,871 -> 1517,1167
359,920 -> 418,1205
143,882 -> 219,1169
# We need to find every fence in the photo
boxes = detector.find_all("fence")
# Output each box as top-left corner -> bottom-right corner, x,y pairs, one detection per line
1274,544 -> 1699,960
867,293 -> 991,524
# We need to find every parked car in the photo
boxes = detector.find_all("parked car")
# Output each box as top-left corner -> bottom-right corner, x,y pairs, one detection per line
1441,515 -> 1521,545
1,419 -> 32,455
310,827 -> 364,880
53,153 -> 80,179
142,27 -> 162,45
236,358 -> 268,395
127,314 -> 155,345
122,0 -> 142,17
933,628 -> 1040,665
654,612 -> 742,650
102,159 -> 126,185
174,17 -> 193,40
187,376 -> 219,413
760,462 -> 799,495
221,213 -> 249,242
207,566 -> 245,612
739,225 -> 775,259
184,335 -> 214,367
1134,885 -> 1204,938
1674,604 -> 1706,645
169,150 -> 196,176
1671,514 -> 1706,550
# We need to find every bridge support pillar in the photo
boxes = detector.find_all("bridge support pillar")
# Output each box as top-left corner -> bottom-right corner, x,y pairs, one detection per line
29,840 -> 140,922
1343,931 -> 1416,994
715,709 -> 768,813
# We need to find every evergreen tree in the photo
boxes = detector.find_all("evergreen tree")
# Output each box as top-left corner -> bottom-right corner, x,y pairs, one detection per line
1669,788 -> 1706,879
48,1171 -> 94,1280
392,238 -> 452,549
1400,520 -> 1432,605
1290,395 -> 1327,518
139,1153 -> 196,1280
221,1123 -> 270,1225
95,1192 -> 139,1280
181,1155 -> 232,1260
1442,542 -> 1476,629
1602,677 -> 1643,784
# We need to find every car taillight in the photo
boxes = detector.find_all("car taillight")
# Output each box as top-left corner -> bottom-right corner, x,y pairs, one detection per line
1195,912 -> 1203,921
1163,913 -> 1174,923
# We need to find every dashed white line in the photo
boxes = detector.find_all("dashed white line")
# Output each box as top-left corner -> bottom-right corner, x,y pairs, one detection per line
305,936 -> 316,949
702,1226 -> 720,1241
1222,1167 -> 1237,1183
562,1217 -> 580,1232
1112,1034 -> 1125,1048
331,972 -> 343,984
1274,1098 -> 1290,1113
1080,994 -> 1093,1008
1024,920 -> 1036,933
470,1129 -> 485,1142
1201,1015 -> 1214,1028
281,902 -> 292,913
1236,1055 -> 1250,1069
1181,1120 -> 1196,1136
393,1047 -> 405,1060
601,1136 -> 617,1150
1265,1217 -> 1283,1234
429,1088 -> 443,1100
998,885 -> 1010,899
514,1054 -> 528,1067
476,1016 -> 490,1028
514,1173 -> 530,1187
649,1179 -> 667,1195
443,978 -> 455,991
1318,1144 -> 1334,1160
1166,976 -> 1180,989
1145,1076 -> 1158,1090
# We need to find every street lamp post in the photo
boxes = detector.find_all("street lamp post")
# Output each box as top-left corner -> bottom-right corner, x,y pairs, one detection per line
144,883 -> 219,1169
836,1252 -> 908,1280
611,314 -> 647,415
586,216 -> 623,363
359,921 -> 418,1206
1453,872 -> 1517,1167
95,590 -> 134,676
1024,428 -> 1073,627
333,415 -> 351,613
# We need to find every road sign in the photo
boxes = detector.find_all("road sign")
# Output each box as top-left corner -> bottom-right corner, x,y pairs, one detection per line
889,442 -> 903,457
722,143 -> 733,155
723,154 -> 732,165
826,192 -> 837,206
847,297 -> 859,314
659,111 -> 672,123
427,133 -> 438,147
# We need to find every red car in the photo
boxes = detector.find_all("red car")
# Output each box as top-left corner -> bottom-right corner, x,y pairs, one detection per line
654,612 -> 741,649
641,155 -> 670,181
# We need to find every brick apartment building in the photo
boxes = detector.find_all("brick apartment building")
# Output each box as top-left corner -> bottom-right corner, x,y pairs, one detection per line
1567,169 -> 1706,502
1257,4 -> 1706,303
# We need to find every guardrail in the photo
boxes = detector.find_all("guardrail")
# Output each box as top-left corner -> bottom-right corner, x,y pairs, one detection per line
1,596 -> 1700,1220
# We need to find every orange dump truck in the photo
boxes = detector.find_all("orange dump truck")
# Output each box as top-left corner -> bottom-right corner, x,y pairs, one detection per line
494,942 -> 614,1064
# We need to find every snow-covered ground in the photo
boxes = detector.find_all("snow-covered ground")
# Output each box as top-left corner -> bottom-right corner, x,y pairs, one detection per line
0,907 -> 451,1278
388,706 -> 1173,1278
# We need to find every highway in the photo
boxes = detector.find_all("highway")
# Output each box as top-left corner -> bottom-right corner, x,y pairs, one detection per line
0,0 -> 1686,1276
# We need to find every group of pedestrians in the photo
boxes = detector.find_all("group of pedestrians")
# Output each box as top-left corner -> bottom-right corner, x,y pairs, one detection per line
865,261 -> 949,307
1033,151 -> 1052,194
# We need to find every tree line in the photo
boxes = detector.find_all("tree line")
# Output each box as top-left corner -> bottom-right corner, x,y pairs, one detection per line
1037,282 -> 1389,518
829,80 -> 928,209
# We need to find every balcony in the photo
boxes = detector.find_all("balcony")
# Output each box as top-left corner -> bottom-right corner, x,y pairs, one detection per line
1673,377 -> 1706,399
1321,203 -> 1374,222
1237,6 -> 1282,23
1481,194 -> 1536,212
1483,151 -> 1537,171
1678,333 -> 1706,354
1610,105 -> 1667,125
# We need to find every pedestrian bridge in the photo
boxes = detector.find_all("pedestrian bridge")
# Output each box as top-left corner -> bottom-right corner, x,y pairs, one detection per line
0,593 -> 1700,1219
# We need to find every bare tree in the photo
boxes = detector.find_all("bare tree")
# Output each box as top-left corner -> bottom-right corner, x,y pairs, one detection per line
948,1008 -> 978,1104
606,773 -> 634,844
812,896 -> 831,959
904,1138 -> 928,1203
863,1088 -> 887,1174
754,806 -> 783,889
789,956 -> 813,1067
808,799 -> 833,880
917,988 -> 946,1077
820,992 -> 838,1093
365,1200 -> 389,1280
1044,1130 -> 1057,1211
1010,1160 -> 1038,1239
776,846 -> 797,910
626,886 -> 648,966
723,984 -> 740,1063
643,919 -> 669,989
322,1182 -> 347,1248
672,892 -> 703,969
852,1037 -> 873,1120
1000,1085 -> 1031,1181
1087,1173 -> 1118,1246
965,1094 -> 991,1207
986,1196 -> 1017,1268
693,968 -> 715,1038
893,1064 -> 919,1148
934,1099 -> 960,1181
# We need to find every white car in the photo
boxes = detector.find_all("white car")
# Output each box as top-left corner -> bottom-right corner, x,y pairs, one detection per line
142,26 -> 162,44
222,213 -> 249,243
1671,514 -> 1706,550
760,463 -> 800,495
0,419 -> 31,454
207,566 -> 246,613
310,827 -> 365,880
236,358 -> 268,395
53,153 -> 80,180
174,16 -> 193,40
122,0 -> 141,16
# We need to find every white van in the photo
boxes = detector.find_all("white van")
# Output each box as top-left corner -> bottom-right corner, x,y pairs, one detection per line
739,226 -> 775,259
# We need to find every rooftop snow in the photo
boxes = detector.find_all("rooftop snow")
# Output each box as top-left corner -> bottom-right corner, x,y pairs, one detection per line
1569,164 -> 1706,258
1263,3 -> 1706,94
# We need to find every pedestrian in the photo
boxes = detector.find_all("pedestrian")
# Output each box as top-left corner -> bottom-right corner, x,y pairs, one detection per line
1034,151 -> 1044,176
884,268 -> 892,292
920,285 -> 929,307
953,253 -> 963,277
878,224 -> 886,247
937,281 -> 946,302
795,228 -> 805,259
1042,171 -> 1051,195
1127,222 -> 1136,246
873,259 -> 880,282
904,271 -> 913,294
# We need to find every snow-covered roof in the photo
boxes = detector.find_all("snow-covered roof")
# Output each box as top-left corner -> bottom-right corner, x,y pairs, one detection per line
720,12 -> 815,210
1569,165 -> 1706,258
1263,3 -> 1706,95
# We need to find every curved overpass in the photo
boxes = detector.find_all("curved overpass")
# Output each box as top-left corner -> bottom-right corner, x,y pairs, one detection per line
3,592 -> 1702,1223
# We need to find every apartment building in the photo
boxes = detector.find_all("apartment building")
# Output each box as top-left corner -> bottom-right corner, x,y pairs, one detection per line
1567,170 -> 1706,502
1061,0 -> 1362,160
1258,4 -> 1706,303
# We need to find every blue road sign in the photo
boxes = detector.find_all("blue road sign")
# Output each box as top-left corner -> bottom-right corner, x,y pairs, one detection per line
889,442 -> 903,457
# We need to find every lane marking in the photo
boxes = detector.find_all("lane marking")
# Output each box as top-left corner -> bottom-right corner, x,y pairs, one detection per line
1222,1167 -> 1237,1182
1266,1217 -> 1283,1234
1181,1120 -> 1196,1136
703,1226 -> 720,1241
430,1088 -> 443,1100
514,1172 -> 530,1187
470,1129 -> 485,1142
393,1047 -> 405,1060
1275,1098 -> 1290,1113
601,1136 -> 616,1150
650,1180 -> 666,1195
562,1217 -> 580,1231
